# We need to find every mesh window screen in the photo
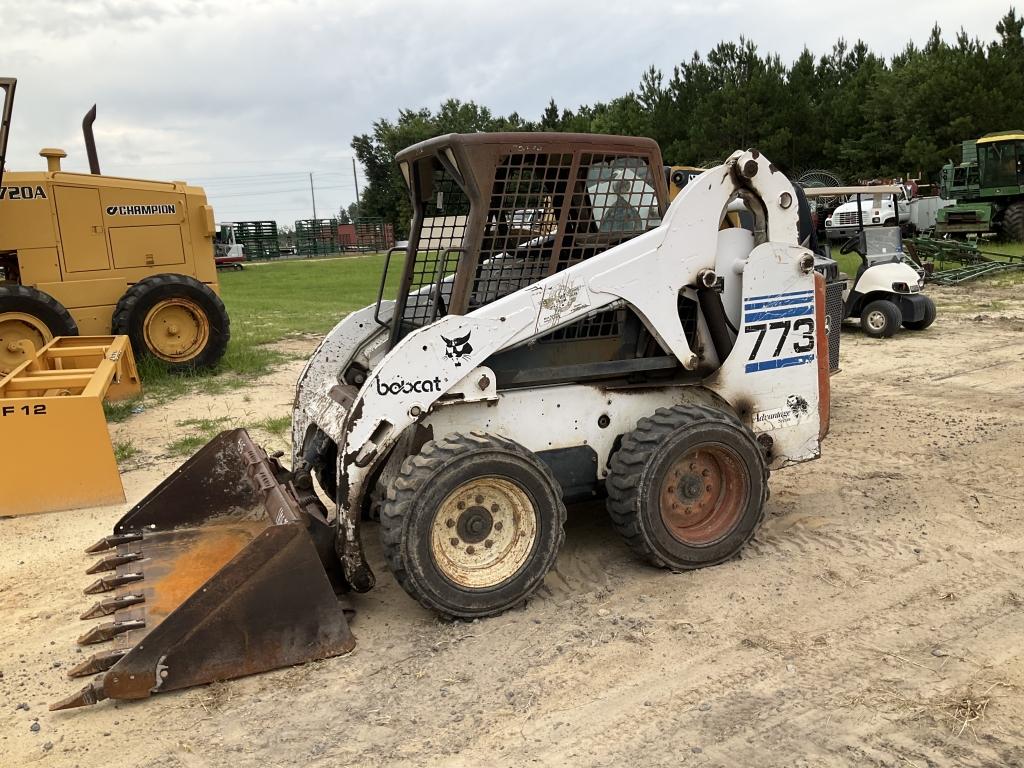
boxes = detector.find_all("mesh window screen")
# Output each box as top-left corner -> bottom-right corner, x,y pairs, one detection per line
403,165 -> 470,326
467,152 -> 661,344
468,152 -> 573,310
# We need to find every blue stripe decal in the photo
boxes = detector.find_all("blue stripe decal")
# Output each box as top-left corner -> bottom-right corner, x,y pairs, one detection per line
745,354 -> 816,373
744,305 -> 814,322
743,295 -> 817,310
745,289 -> 813,303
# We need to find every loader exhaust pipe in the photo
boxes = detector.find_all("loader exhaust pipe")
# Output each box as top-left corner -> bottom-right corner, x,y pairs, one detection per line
82,104 -> 100,174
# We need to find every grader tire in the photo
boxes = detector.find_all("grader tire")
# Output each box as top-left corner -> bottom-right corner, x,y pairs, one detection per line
112,274 -> 229,372
0,285 -> 78,375
606,404 -> 768,570
380,432 -> 565,618
1003,201 -> 1024,243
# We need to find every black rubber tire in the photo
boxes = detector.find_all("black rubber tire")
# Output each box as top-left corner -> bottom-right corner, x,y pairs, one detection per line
1003,201 -> 1024,242
902,295 -> 937,331
606,404 -> 768,570
0,285 -> 78,373
860,299 -> 902,338
380,432 -> 566,618
112,274 -> 229,372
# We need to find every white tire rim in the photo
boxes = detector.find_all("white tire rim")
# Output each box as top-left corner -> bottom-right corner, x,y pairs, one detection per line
866,310 -> 887,331
430,477 -> 538,589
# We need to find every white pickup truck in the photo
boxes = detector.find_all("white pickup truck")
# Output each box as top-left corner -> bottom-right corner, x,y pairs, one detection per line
825,187 -> 910,240
824,185 -> 953,239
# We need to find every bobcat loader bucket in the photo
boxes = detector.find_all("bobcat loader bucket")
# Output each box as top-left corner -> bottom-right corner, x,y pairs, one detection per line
51,429 -> 355,711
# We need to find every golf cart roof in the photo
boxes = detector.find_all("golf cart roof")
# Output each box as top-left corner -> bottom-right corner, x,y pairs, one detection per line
802,185 -> 902,197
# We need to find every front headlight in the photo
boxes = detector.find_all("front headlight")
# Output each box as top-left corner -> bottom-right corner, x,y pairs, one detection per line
892,282 -> 910,293
825,218 -> 833,227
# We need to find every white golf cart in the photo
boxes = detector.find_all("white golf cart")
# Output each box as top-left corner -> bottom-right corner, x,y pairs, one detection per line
806,186 -> 936,338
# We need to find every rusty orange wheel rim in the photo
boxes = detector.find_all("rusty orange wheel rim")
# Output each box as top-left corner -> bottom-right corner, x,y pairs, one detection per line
658,444 -> 748,546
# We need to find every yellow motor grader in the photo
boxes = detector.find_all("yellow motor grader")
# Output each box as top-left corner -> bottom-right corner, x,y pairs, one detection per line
52,132 -> 841,710
0,79 -> 229,375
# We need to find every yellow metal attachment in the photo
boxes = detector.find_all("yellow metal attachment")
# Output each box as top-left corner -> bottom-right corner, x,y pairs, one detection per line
0,335 -> 141,516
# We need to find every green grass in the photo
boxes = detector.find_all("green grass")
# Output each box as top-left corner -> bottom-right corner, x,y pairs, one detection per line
255,415 -> 292,438
113,440 -> 138,463
104,396 -> 143,423
217,254 -> 400,342
132,253 -> 400,404
167,434 -> 213,457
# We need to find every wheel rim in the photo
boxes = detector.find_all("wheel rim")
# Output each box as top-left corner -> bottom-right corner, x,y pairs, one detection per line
658,444 -> 749,546
142,298 -> 209,363
430,477 -> 538,589
865,309 -> 887,332
0,312 -> 52,375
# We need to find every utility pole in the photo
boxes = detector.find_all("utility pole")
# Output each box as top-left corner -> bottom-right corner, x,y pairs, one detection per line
352,157 -> 362,212
309,172 -> 318,221
309,172 -> 318,257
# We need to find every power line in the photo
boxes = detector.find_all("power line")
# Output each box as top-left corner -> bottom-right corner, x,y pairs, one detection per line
210,183 -> 354,199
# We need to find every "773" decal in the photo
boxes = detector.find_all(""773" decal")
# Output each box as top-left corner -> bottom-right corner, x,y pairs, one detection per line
742,290 -> 817,373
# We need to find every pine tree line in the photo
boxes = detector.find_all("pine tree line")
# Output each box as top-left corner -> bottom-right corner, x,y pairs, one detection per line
353,10 -> 1024,236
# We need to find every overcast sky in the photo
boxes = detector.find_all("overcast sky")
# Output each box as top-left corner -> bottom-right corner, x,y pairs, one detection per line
0,1 -> 1014,224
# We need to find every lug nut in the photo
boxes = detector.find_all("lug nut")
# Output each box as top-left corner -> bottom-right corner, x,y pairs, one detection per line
490,504 -> 499,513
485,540 -> 493,548
475,495 -> 484,504
466,546 -> 475,555
446,519 -> 455,528
494,521 -> 503,531
450,538 -> 459,547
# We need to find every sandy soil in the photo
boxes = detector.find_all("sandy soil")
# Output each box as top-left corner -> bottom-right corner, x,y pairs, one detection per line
2,285 -> 1023,767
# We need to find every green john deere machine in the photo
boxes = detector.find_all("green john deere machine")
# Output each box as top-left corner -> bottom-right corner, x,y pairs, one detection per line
937,131 -> 1024,240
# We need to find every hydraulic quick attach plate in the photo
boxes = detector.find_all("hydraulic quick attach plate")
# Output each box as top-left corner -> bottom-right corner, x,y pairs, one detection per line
51,429 -> 355,710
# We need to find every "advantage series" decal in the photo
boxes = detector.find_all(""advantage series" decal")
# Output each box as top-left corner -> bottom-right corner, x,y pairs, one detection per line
106,203 -> 176,216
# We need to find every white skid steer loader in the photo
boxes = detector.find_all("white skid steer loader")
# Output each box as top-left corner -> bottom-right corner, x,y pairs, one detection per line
54,133 -> 836,709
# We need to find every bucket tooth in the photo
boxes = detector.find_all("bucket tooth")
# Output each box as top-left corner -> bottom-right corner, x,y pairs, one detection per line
68,649 -> 126,678
86,551 -> 143,574
80,593 -> 145,620
78,618 -> 146,645
49,681 -> 108,711
86,532 -> 143,554
84,572 -> 143,595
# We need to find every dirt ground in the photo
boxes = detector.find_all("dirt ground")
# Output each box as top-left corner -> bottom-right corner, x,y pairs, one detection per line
2,284 -> 1023,768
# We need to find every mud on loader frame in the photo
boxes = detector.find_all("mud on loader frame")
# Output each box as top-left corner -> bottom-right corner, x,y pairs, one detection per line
56,134 -> 831,708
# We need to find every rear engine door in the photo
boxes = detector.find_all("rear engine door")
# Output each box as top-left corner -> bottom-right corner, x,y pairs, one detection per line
55,186 -> 112,272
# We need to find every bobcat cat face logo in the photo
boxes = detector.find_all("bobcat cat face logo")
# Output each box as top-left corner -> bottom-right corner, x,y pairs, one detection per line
441,332 -> 473,366
786,394 -> 809,415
